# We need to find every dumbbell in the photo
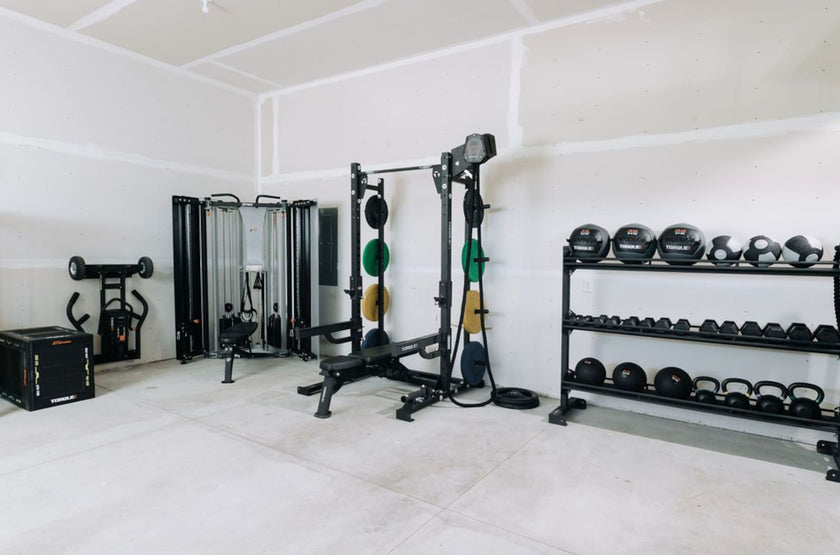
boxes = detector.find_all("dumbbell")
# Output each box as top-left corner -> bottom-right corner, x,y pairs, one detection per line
673,319 -> 691,334
597,314 -> 610,325
814,324 -> 840,344
762,323 -> 786,339
719,320 -> 739,337
621,316 -> 640,329
638,317 -> 656,332
654,317 -> 673,333
699,319 -> 719,334
786,323 -> 814,342
583,315 -> 595,324
740,321 -> 763,338
607,315 -> 622,328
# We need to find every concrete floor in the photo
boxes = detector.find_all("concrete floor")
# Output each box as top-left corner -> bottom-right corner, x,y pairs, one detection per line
0,357 -> 837,554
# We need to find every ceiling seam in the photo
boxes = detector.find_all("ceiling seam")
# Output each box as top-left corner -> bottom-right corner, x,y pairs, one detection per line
0,5 -> 256,100
68,0 -> 136,32
507,0 -> 539,26
181,0 -> 393,69
256,0 -> 666,101
210,61 -> 284,89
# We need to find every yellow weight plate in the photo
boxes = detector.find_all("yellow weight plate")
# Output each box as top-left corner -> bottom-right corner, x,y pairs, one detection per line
463,290 -> 486,334
362,284 -> 390,321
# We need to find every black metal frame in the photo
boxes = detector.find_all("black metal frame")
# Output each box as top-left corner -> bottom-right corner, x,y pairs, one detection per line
172,196 -> 208,363
287,200 -> 316,359
66,263 -> 149,365
299,135 -> 497,421
548,247 -> 840,483
171,195 -> 317,366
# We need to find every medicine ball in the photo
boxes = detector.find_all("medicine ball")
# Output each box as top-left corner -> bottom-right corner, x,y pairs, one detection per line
573,357 -> 606,386
706,235 -> 742,266
782,235 -> 823,268
654,367 -> 692,399
612,224 -> 656,264
612,362 -> 647,392
657,224 -> 705,265
568,224 -> 610,261
743,235 -> 782,267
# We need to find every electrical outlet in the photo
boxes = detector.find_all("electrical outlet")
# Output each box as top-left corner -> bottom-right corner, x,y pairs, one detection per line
582,280 -> 592,293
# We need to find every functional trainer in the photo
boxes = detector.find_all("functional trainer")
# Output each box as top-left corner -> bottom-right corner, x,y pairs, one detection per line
171,194 -> 319,382
297,133 -> 500,421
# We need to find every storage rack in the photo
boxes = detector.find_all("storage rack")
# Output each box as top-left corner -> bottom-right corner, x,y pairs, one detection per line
548,247 -> 840,483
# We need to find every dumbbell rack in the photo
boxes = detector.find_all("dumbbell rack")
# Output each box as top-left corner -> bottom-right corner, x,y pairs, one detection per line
548,247 -> 840,483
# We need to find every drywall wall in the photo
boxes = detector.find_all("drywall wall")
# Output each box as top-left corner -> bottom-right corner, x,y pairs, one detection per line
0,14 -> 255,364
258,0 -> 840,441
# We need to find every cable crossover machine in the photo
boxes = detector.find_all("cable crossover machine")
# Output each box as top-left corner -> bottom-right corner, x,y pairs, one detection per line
298,133 -> 536,421
171,193 -> 319,382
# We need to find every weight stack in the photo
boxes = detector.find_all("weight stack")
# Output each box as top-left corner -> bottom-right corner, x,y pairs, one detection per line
0,326 -> 94,411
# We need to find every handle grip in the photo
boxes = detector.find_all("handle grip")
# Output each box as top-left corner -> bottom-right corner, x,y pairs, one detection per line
692,376 -> 720,393
722,377 -> 753,396
787,382 -> 825,404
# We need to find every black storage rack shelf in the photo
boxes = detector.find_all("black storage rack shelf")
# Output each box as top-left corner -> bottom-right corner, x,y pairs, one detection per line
564,319 -> 840,355
552,247 -> 840,484
551,379 -> 840,433
565,256 -> 840,277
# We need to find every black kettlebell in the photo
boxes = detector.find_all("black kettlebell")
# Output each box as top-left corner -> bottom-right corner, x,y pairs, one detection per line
722,378 -> 753,410
654,366 -> 692,399
787,382 -> 825,420
572,357 -> 606,386
753,381 -> 788,415
693,376 -> 720,404
612,362 -> 647,392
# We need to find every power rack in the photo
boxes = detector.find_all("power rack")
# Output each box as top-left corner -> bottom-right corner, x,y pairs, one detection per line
297,133 -> 497,421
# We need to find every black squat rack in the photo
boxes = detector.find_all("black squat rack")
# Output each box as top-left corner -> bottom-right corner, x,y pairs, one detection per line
549,247 -> 840,483
297,133 -> 497,421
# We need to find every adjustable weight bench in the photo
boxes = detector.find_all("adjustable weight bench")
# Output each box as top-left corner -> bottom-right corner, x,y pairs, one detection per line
314,334 -> 442,418
219,321 -> 259,384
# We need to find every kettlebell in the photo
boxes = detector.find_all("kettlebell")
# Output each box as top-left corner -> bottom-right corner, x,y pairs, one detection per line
753,381 -> 788,415
693,376 -> 720,404
787,382 -> 825,420
722,378 -> 753,410
654,366 -> 692,399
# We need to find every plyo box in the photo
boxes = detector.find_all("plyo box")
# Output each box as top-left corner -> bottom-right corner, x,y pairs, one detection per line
0,326 -> 94,411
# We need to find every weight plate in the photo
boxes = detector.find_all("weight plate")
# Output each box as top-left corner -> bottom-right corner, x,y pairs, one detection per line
361,284 -> 390,321
461,341 -> 487,386
362,239 -> 390,276
364,197 -> 389,229
361,328 -> 390,349
461,239 -> 486,282
463,190 -> 485,227
463,290 -> 486,334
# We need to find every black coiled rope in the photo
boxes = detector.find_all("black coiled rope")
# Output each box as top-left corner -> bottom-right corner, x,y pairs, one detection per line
446,178 -> 539,410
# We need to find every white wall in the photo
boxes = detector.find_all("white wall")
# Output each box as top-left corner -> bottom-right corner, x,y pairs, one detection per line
0,15 -> 255,364
259,0 -> 840,441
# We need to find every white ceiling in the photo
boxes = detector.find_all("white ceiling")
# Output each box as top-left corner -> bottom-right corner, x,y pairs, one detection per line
0,0 -> 616,95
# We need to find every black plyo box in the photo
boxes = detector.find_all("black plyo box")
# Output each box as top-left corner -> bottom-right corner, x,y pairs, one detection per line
0,326 -> 94,411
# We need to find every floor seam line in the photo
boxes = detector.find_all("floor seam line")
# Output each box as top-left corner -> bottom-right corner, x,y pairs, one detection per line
188,415 -> 448,508
442,424 -> 549,510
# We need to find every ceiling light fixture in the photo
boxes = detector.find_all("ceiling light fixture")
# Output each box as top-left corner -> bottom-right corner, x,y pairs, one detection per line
201,0 -> 212,14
